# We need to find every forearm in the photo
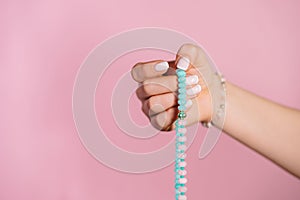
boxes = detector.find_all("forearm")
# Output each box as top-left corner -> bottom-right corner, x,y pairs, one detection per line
223,82 -> 300,178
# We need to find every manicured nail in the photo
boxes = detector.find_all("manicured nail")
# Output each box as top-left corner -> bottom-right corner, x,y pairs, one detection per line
185,99 -> 193,108
187,85 -> 202,95
186,75 -> 199,85
177,57 -> 190,71
155,61 -> 169,71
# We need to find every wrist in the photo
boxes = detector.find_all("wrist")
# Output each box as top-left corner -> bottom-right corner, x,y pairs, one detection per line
197,90 -> 213,123
199,72 -> 227,129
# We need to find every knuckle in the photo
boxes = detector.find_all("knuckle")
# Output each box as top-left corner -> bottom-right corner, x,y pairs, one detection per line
141,64 -> 149,75
179,43 -> 205,62
179,43 -> 208,67
180,43 -> 194,50
131,69 -> 139,82
148,96 -> 156,109
148,96 -> 163,114
133,62 -> 144,69
143,78 -> 150,85
142,100 -> 150,116
135,87 -> 144,100
150,115 -> 164,130
142,81 -> 154,95
131,62 -> 146,82
180,43 -> 204,54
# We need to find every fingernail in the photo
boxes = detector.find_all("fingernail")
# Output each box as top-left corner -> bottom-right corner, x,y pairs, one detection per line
185,99 -> 193,108
187,85 -> 202,95
186,75 -> 199,85
155,61 -> 169,71
177,57 -> 190,71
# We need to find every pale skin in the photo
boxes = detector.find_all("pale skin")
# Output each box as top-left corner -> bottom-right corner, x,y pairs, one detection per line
131,44 -> 300,178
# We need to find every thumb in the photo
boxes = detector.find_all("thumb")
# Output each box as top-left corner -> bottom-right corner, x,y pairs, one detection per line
175,43 -> 215,85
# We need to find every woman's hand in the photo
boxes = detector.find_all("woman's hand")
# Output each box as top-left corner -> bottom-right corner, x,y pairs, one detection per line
131,43 -> 300,178
131,44 -> 213,131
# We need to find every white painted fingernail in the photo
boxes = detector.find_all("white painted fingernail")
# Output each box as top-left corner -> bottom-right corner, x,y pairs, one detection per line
155,61 -> 169,71
185,99 -> 193,108
186,75 -> 199,85
177,57 -> 190,71
187,85 -> 202,95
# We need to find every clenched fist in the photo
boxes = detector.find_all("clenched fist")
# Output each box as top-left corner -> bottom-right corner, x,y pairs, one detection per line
131,44 -> 213,131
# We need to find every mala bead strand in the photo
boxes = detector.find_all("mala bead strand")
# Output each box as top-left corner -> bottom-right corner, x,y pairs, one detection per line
175,68 -> 188,200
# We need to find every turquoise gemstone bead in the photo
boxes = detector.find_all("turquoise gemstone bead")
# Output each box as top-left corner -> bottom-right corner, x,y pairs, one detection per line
178,94 -> 186,99
178,88 -> 186,94
178,77 -> 186,83
176,69 -> 186,77
175,124 -> 184,128
176,134 -> 184,138
178,83 -> 186,88
178,105 -> 186,111
178,99 -> 186,105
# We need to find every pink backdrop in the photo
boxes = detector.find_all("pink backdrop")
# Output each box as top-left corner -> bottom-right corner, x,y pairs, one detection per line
1,0 -> 300,199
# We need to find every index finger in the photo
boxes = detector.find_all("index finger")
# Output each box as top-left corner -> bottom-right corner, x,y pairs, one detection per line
131,60 -> 171,83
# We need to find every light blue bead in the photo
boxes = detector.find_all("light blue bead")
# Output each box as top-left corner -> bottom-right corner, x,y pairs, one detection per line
176,69 -> 186,77
177,73 -> 185,78
175,124 -> 184,129
178,83 -> 186,88
178,88 -> 186,94
178,77 -> 186,83
178,105 -> 186,111
178,94 -> 186,99
178,99 -> 186,105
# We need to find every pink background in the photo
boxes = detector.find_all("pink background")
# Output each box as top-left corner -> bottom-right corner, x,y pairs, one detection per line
1,0 -> 300,199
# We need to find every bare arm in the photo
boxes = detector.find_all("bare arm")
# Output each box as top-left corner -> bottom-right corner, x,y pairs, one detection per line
224,82 -> 300,177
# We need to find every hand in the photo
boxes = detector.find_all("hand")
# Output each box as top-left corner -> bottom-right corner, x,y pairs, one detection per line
131,44 -> 213,131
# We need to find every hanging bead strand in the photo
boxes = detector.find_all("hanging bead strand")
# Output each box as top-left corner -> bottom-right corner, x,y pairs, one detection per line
175,68 -> 187,200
